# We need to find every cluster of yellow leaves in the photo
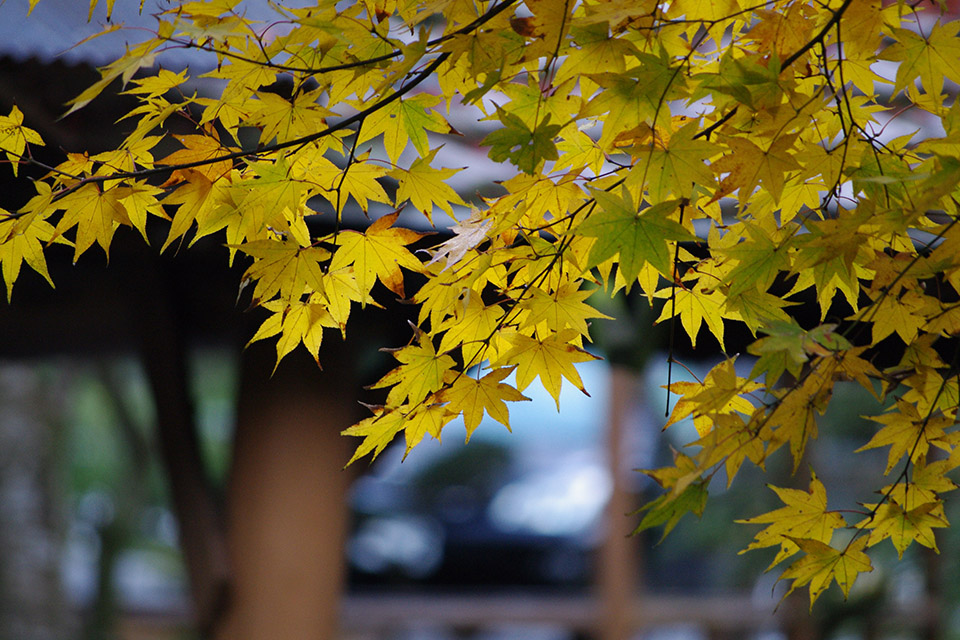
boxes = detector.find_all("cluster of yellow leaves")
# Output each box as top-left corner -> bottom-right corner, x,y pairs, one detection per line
4,0 -> 960,607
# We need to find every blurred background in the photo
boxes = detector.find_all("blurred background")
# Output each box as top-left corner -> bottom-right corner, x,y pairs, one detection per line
2,348 -> 955,640
0,1 -> 958,639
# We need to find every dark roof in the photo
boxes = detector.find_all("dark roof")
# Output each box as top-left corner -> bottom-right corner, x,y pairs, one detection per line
0,0 -> 163,65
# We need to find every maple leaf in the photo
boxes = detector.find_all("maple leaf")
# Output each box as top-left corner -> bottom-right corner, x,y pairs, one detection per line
738,471 -> 845,568
495,329 -> 600,408
328,211 -> 425,298
693,413 -> 765,486
161,171 -> 219,253
856,398 -> 952,474
578,189 -> 693,283
439,366 -> 530,440
522,0 -> 573,59
718,222 -> 791,298
482,108 -> 562,175
626,121 -> 717,199
582,52 -> 683,151
518,282 -> 611,338
390,147 -> 467,224
888,456 -> 960,505
881,21 -> 960,107
634,451 -> 708,538
342,406 -> 409,465
0,106 -> 44,177
777,537 -> 873,608
654,284 -> 736,349
553,21 -> 638,87
158,132 -> 235,184
424,212 -> 490,271
869,292 -> 927,345
858,500 -> 948,558
664,358 -> 760,436
53,184 -> 129,261
748,322 -> 851,388
246,89 -> 334,144
324,155 -> 391,215
437,296 -> 507,368
361,93 -> 452,164
746,5 -> 815,63
248,297 -> 337,369
401,401 -> 456,454
318,267 -> 379,332
63,39 -> 159,117
633,478 -> 708,540
122,68 -> 189,98
763,366 -> 832,470
712,134 -> 802,204
118,181 -> 166,242
0,210 -> 57,301
372,336 -> 456,406
237,238 -> 329,305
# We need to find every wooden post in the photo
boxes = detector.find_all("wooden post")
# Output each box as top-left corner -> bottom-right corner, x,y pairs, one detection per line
215,345 -> 358,640
597,365 -> 641,640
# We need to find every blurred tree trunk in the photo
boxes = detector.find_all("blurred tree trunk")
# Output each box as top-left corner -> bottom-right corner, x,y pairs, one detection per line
0,363 -> 76,640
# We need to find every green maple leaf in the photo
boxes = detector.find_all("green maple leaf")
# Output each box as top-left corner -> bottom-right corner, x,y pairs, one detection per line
481,107 -> 562,174
719,223 -> 791,298
632,478 -> 708,540
578,188 -> 693,285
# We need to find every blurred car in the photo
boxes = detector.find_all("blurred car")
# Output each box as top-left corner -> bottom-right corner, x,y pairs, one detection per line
347,360 -> 646,589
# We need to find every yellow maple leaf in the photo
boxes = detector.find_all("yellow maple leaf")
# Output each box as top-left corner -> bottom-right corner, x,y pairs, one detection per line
53,184 -> 129,261
401,401 -> 455,453
237,238 -> 330,305
158,132 -> 235,183
390,148 -> 466,224
518,282 -> 611,339
856,398 -> 952,474
778,537 -> 873,608
372,337 -> 456,406
495,329 -> 600,408
342,406 -> 409,465
437,295 -> 506,367
738,471 -> 845,568
654,284 -> 736,349
0,106 -> 44,177
858,500 -> 948,558
439,366 -> 530,440
882,21 -> 960,107
0,210 -> 56,301
664,358 -> 760,436
248,297 -> 337,369
246,88 -> 333,144
712,134 -> 802,204
328,210 -> 425,298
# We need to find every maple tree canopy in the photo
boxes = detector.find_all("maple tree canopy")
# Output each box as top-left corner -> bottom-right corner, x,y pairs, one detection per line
4,0 -> 960,607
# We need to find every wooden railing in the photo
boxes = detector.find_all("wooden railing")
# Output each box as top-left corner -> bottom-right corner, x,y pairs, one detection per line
115,591 -> 940,639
